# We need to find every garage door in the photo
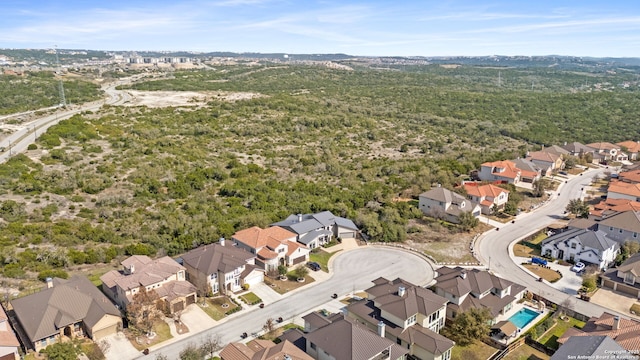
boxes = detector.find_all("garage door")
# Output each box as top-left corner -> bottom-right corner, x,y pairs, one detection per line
602,279 -> 615,290
292,256 -> 306,265
618,284 -> 640,297
244,272 -> 263,287
92,324 -> 118,340
338,231 -> 356,239
186,295 -> 196,306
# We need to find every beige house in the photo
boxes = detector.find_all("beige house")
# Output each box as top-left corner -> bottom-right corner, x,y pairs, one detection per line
220,338 -> 313,360
181,238 -> 264,295
419,187 -> 481,223
600,253 -> 640,299
526,151 -> 564,176
0,306 -> 19,360
10,276 -> 122,352
347,277 -> 454,360
101,255 -> 197,314
232,226 -> 310,273
478,160 -> 521,184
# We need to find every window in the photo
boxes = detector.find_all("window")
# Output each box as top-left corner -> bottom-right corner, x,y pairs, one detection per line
610,227 -> 614,231
634,232 -> 638,238
407,314 -> 417,326
624,272 -> 635,285
397,338 -> 402,345
310,343 -> 316,350
571,243 -> 577,249
443,348 -> 451,360
619,229 -> 623,234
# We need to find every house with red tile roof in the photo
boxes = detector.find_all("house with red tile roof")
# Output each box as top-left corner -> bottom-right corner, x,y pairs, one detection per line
232,226 -> 310,273
0,305 -> 19,360
557,312 -> 640,353
587,142 -> 628,162
100,255 -> 197,314
463,183 -> 510,215
220,338 -> 313,360
617,141 -> 640,161
591,198 -> 640,218
618,169 -> 640,184
607,180 -> 640,202
478,161 -> 521,184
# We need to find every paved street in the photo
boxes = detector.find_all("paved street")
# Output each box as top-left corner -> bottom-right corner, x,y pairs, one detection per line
476,167 -> 621,318
135,246 -> 435,360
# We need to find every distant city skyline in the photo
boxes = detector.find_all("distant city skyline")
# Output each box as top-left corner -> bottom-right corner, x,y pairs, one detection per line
2,0 -> 639,57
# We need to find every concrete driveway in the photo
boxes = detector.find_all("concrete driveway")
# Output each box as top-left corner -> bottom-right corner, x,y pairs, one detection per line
103,332 -> 141,360
589,288 -> 640,320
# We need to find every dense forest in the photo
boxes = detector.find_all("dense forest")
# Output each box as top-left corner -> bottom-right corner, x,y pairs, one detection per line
0,63 -> 638,289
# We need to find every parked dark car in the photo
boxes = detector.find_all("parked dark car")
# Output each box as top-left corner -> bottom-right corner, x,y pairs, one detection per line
307,262 -> 321,271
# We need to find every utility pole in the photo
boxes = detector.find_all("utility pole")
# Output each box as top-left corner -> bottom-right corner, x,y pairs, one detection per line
55,45 -> 67,107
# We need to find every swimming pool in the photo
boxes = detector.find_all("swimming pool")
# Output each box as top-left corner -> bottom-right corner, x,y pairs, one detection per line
507,308 -> 540,329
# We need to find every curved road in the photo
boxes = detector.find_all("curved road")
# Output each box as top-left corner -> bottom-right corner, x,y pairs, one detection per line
477,167 -> 615,317
0,78 -> 136,163
139,247 -> 435,359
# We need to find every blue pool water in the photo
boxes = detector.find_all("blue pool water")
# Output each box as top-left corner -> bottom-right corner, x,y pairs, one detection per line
508,308 -> 540,329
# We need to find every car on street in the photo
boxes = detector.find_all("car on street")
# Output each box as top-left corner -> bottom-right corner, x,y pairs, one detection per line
571,262 -> 585,272
307,261 -> 321,271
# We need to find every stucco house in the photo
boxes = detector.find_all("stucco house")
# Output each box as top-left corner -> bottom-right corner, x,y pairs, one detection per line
346,277 -> 454,360
526,150 -> 564,176
478,160 -> 521,184
600,253 -> 640,299
587,142 -> 627,163
220,338 -> 313,360
11,276 -> 122,352
511,158 -> 542,183
541,228 -> 620,270
0,305 -> 20,360
232,226 -> 310,272
100,255 -> 197,314
180,238 -> 264,296
618,169 -> 640,184
419,187 -> 481,223
597,211 -> 640,244
463,183 -> 509,215
433,267 -> 526,324
617,141 -> 640,161
272,211 -> 359,249
607,180 -> 640,202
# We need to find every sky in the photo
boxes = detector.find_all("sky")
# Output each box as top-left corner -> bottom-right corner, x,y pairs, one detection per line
1,0 -> 639,57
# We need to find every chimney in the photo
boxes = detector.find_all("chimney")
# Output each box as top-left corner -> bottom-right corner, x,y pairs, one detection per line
219,237 -> 225,246
398,286 -> 406,297
460,271 -> 467,280
377,320 -> 386,338
613,316 -> 620,330
297,214 -> 303,222
46,277 -> 53,289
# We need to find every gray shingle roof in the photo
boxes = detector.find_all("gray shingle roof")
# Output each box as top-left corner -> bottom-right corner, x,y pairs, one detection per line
419,187 -> 465,205
551,336 -> 628,360
599,211 -> 640,233
272,211 -> 359,235
542,228 -> 619,254
11,276 -> 120,343
181,242 -> 254,275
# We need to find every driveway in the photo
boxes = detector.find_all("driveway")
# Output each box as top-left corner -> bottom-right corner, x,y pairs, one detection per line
589,288 -> 640,320
103,332 -> 141,360
138,246 -> 435,360
515,256 -> 584,295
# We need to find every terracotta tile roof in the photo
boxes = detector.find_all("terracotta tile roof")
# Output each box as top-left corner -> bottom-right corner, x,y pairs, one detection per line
232,226 -> 296,249
617,141 -> 640,153
464,183 -> 509,199
619,169 -> 640,184
558,312 -> 640,352
481,160 -> 520,180
591,198 -> 640,217
257,247 -> 278,260
286,240 -> 307,257
608,180 -> 640,198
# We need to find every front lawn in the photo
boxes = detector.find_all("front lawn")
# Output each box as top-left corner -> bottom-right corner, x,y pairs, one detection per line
239,292 -> 262,305
451,340 -> 499,360
264,275 -> 315,294
523,264 -> 562,283
128,321 -> 172,351
537,317 -> 585,350
309,249 -> 336,272
198,296 -> 242,321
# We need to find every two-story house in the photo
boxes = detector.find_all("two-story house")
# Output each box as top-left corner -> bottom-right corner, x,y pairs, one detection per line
100,255 -> 197,314
11,276 -> 122,352
419,187 -> 481,223
526,150 -> 564,176
600,253 -> 640,299
463,183 -> 509,215
347,278 -> 454,360
617,141 -> 640,161
597,211 -> 640,244
541,228 -> 620,270
301,313 -> 409,360
232,226 -> 310,273
180,238 -> 264,296
478,161 -> 521,184
433,267 -> 526,324
587,142 -> 627,163
272,211 -> 359,249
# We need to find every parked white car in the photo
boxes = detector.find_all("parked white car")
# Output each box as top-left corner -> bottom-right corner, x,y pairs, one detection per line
571,262 -> 585,272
